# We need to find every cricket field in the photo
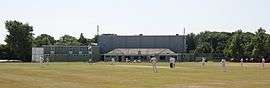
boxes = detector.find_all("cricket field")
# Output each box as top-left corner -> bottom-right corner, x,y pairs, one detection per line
0,62 -> 269,88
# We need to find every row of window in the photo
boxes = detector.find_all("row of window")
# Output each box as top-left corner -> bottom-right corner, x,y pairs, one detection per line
45,47 -> 89,51
49,51 -> 91,54
45,54 -> 90,57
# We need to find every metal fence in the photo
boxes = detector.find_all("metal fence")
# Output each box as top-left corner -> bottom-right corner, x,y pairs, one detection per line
177,53 -> 226,62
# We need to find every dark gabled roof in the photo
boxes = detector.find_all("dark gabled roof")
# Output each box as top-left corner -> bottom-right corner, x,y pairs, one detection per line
104,48 -> 177,56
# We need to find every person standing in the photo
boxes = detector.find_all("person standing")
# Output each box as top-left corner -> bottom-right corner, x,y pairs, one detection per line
125,58 -> 130,64
240,58 -> 244,67
88,58 -> 92,64
40,56 -> 44,64
150,56 -> 158,73
220,59 -> 227,72
201,57 -> 206,68
262,58 -> 265,68
111,57 -> 115,65
45,57 -> 49,65
169,57 -> 176,69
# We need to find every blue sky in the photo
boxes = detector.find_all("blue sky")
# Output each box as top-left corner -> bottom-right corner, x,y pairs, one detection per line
0,0 -> 270,44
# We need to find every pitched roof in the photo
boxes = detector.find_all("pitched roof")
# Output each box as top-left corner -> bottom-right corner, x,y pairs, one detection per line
104,48 -> 176,56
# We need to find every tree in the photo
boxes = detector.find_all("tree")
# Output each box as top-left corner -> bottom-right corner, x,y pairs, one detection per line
242,32 -> 255,58
210,32 -> 231,53
56,35 -> 80,46
195,42 -> 211,53
195,31 -> 212,53
91,35 -> 99,43
224,30 -> 245,58
265,35 -> 270,57
252,28 -> 268,58
0,44 -> 5,51
4,20 -> 34,62
195,31 -> 231,53
186,33 -> 196,53
0,44 -> 14,60
0,44 -> 7,59
78,33 -> 88,45
34,34 -> 56,47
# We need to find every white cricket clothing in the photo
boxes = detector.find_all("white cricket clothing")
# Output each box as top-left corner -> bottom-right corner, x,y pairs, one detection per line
111,58 -> 115,62
202,58 -> 206,62
150,57 -> 157,63
169,57 -> 175,64
262,59 -> 265,62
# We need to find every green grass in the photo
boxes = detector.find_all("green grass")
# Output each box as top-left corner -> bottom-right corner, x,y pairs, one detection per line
0,62 -> 269,88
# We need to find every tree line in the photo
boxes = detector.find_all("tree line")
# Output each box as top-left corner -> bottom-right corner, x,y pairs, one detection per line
0,20 -> 269,62
186,28 -> 270,61
0,20 -> 98,61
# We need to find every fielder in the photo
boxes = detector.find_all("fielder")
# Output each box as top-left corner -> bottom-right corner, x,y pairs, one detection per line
88,59 -> 93,64
111,57 -> 115,65
201,57 -> 206,68
46,57 -> 49,63
125,58 -> 130,64
220,59 -> 227,72
40,56 -> 44,64
169,57 -> 176,69
150,56 -> 158,73
262,58 -> 265,68
240,58 -> 244,67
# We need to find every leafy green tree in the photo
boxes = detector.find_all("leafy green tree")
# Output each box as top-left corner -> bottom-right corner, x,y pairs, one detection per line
91,35 -> 99,43
195,31 -> 230,53
78,33 -> 88,45
252,28 -> 268,58
265,35 -> 270,57
195,42 -> 211,53
224,30 -> 245,58
211,32 -> 231,53
34,34 -> 56,47
4,20 -> 34,61
242,32 -> 255,58
195,31 -> 211,53
56,35 -> 80,46
0,44 -> 5,51
0,44 -> 14,60
0,44 -> 7,59
186,33 -> 196,53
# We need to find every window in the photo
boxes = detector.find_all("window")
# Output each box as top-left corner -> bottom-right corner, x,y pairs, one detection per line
79,51 -> 82,54
50,51 -> 55,54
69,51 -> 73,54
